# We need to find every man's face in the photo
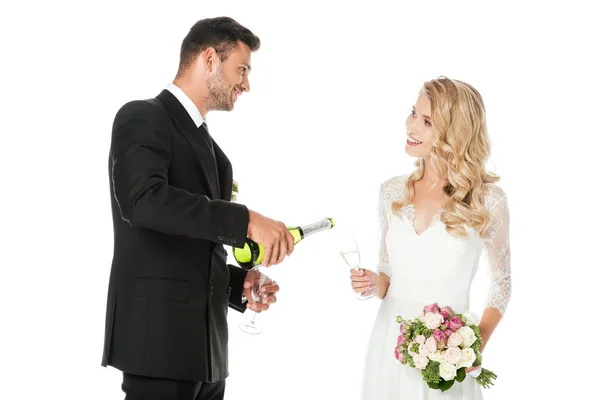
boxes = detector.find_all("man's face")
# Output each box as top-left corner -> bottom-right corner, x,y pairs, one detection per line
206,41 -> 252,111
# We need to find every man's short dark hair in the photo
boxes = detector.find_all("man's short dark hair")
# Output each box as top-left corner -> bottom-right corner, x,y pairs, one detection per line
177,17 -> 260,77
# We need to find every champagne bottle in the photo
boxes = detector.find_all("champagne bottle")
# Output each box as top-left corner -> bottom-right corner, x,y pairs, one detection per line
233,217 -> 336,270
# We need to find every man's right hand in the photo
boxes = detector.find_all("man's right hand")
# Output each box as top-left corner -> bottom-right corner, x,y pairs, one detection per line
247,210 -> 295,267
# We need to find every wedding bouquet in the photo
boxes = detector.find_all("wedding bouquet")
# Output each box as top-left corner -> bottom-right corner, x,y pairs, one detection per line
395,303 -> 496,392
231,180 -> 238,202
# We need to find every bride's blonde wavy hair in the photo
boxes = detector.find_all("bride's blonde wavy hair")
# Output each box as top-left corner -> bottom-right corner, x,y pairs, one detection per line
392,76 -> 499,238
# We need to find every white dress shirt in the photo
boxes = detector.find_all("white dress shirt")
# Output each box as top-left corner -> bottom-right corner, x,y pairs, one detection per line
166,83 -> 205,128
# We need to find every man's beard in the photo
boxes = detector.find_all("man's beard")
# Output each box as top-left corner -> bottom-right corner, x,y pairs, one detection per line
206,66 -> 234,111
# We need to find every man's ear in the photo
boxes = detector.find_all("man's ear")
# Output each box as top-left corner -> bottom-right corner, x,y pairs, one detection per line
200,47 -> 217,72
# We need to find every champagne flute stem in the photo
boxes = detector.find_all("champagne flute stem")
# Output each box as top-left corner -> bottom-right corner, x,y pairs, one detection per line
251,265 -> 260,325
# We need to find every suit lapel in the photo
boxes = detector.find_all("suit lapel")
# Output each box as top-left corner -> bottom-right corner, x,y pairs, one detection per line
213,140 -> 232,201
157,90 -> 220,199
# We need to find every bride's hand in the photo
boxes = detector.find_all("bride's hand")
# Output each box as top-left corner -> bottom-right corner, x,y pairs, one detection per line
350,268 -> 379,293
465,366 -> 481,377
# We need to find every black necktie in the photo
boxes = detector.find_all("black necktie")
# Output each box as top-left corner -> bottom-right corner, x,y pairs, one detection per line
199,121 -> 215,155
199,121 -> 221,194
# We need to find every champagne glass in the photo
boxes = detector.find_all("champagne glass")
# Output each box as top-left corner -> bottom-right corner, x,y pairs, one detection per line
239,266 -> 268,334
337,228 -> 379,300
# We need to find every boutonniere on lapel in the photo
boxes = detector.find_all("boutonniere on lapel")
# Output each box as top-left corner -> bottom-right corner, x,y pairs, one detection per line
231,180 -> 238,202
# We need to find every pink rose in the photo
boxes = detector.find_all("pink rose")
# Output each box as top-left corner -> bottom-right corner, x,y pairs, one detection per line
444,346 -> 462,364
433,330 -> 446,350
440,310 -> 450,321
394,346 -> 400,360
397,350 -> 405,362
413,354 -> 429,370
424,303 -> 440,314
433,330 -> 446,343
425,337 -> 437,354
447,332 -> 463,347
397,335 -> 406,346
399,323 -> 406,334
418,343 -> 431,356
448,316 -> 463,331
444,329 -> 453,337
441,305 -> 455,314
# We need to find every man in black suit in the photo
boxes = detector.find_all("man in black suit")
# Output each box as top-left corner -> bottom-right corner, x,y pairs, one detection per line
101,17 -> 295,400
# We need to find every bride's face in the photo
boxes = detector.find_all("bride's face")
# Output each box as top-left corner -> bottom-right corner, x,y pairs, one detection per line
405,94 -> 434,158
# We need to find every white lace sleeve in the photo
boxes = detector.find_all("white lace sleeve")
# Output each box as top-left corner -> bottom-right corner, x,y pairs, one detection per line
482,186 -> 512,315
376,183 -> 391,277
376,176 -> 406,277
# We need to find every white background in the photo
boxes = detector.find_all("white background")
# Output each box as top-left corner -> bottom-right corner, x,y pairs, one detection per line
2,1 -> 599,399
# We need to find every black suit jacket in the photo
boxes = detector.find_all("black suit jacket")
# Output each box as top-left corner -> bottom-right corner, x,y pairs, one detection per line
101,89 -> 249,383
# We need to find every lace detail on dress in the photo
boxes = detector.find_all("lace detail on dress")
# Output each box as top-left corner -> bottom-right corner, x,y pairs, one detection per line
482,184 -> 512,315
402,203 -> 442,232
377,175 -> 408,277
402,203 -> 415,222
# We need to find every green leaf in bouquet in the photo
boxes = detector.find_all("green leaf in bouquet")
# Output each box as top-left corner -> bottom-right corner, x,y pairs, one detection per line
396,315 -> 404,323
439,379 -> 455,392
403,349 -> 415,368
471,338 -> 483,352
427,381 -> 440,390
410,343 -> 420,353
456,368 -> 466,383
422,361 -> 441,384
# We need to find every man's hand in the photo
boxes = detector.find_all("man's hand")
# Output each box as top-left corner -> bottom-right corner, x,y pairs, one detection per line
247,210 -> 295,267
243,269 -> 280,312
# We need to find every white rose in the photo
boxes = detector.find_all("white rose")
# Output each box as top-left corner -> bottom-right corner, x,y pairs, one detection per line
447,332 -> 463,348
457,347 -> 477,369
415,335 -> 426,345
439,361 -> 457,381
443,346 -> 462,364
424,312 -> 444,330
462,311 -> 479,326
428,350 -> 444,363
413,354 -> 429,370
457,326 -> 477,348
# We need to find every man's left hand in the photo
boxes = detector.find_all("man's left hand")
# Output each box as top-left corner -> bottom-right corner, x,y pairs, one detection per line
243,269 -> 279,312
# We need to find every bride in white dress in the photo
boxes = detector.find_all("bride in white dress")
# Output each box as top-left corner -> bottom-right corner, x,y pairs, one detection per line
351,77 -> 511,399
